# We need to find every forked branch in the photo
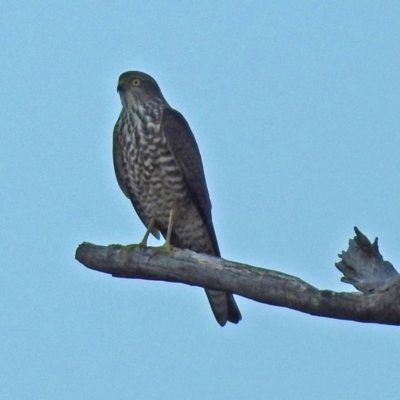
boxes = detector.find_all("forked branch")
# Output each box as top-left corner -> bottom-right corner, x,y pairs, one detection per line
75,227 -> 400,325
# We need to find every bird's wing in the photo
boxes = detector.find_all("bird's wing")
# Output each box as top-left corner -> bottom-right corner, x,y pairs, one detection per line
161,107 -> 220,256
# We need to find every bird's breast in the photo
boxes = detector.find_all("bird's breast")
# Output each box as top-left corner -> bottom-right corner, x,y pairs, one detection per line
116,110 -> 188,226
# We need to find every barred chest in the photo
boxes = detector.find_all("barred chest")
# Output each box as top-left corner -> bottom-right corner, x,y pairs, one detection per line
115,106 -> 188,224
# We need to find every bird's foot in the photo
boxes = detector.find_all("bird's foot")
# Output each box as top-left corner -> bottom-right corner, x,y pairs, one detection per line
122,229 -> 153,251
149,241 -> 173,254
122,241 -> 173,254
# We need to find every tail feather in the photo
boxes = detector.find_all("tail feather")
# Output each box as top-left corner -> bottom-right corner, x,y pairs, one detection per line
205,289 -> 242,326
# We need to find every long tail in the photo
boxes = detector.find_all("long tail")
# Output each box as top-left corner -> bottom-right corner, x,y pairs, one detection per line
166,206 -> 242,326
205,289 -> 242,326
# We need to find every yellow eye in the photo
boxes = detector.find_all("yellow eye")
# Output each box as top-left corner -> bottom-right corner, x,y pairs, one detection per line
131,78 -> 140,86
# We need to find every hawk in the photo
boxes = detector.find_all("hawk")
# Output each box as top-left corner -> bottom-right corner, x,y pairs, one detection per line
113,71 -> 241,326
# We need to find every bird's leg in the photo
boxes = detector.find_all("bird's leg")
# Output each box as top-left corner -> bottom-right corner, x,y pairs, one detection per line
123,218 -> 155,251
164,207 -> 175,251
138,218 -> 156,247
152,207 -> 175,253
126,211 -> 174,253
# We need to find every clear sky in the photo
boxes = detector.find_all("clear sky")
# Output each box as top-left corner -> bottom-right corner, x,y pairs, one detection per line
1,2 -> 399,399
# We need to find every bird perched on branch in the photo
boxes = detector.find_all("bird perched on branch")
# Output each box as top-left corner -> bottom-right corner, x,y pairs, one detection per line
113,70 -> 241,326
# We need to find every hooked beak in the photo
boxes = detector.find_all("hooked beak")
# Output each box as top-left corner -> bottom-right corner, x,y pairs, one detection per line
117,82 -> 125,92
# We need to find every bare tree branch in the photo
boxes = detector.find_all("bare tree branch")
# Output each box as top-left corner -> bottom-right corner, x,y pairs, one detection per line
75,227 -> 400,326
336,227 -> 398,293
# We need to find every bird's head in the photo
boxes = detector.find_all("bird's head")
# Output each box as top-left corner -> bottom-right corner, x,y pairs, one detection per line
117,71 -> 164,108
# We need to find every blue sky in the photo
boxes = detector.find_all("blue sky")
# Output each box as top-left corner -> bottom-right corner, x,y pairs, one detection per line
1,1 -> 400,399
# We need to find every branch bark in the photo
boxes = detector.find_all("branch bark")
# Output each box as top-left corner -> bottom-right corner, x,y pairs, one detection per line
75,227 -> 400,326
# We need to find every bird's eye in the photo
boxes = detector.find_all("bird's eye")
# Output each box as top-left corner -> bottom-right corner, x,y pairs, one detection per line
131,78 -> 140,86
